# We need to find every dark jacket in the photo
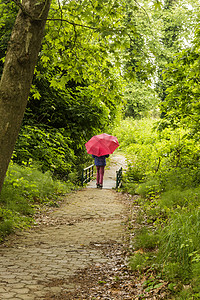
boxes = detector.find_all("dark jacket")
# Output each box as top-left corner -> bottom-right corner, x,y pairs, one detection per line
92,155 -> 109,166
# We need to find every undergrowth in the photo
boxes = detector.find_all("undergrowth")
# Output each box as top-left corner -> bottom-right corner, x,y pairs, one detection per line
0,161 -> 76,242
114,117 -> 200,299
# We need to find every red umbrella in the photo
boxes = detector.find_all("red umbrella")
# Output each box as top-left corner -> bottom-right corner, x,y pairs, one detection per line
85,133 -> 119,157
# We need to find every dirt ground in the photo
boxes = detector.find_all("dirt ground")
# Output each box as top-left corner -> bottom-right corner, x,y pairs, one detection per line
0,154 -> 169,299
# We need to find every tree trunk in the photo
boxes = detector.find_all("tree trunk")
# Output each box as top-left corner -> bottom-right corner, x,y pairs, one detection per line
0,0 -> 51,192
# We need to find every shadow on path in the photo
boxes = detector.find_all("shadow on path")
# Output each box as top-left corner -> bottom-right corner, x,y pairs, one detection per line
0,153 -> 131,300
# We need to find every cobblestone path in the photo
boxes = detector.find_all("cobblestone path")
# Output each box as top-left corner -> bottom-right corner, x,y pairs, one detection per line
0,155 -> 129,300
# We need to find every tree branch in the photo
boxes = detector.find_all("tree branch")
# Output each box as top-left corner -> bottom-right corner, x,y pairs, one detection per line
46,18 -> 98,30
57,0 -> 63,27
12,0 -> 34,19
134,0 -> 151,23
11,0 -> 131,35
12,0 -> 49,21
38,0 -> 49,19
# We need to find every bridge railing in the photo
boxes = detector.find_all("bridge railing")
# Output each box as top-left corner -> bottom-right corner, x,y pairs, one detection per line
116,167 -> 122,189
81,164 -> 123,188
81,164 -> 95,186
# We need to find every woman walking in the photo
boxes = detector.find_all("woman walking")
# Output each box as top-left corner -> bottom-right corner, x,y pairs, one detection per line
92,154 -> 109,188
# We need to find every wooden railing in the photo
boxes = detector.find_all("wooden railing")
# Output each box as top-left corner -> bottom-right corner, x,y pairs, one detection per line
81,164 -> 95,186
116,167 -> 122,189
81,165 -> 123,188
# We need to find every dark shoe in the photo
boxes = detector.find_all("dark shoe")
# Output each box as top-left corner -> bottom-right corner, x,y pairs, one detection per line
96,183 -> 100,188
99,184 -> 103,189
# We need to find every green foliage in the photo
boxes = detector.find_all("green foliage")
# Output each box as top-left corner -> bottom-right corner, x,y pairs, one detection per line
0,0 -> 126,183
5,162 -> 73,200
156,1 -> 200,134
32,0 -> 125,120
113,117 -> 157,149
13,125 -> 76,180
135,180 -> 161,198
0,0 -> 18,75
117,117 -> 200,296
114,118 -> 200,190
158,210 -> 200,283
160,187 -> 200,210
123,81 -> 159,119
159,46 -> 200,135
133,227 -> 159,251
26,79 -> 115,157
154,0 -> 198,104
122,0 -> 159,82
129,252 -> 149,272
15,0 -> 128,177
0,161 -> 74,241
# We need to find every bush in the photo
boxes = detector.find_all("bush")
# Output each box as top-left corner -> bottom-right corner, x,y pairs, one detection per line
0,207 -> 32,242
0,162 -> 75,241
114,117 -> 200,295
13,125 -> 76,180
157,167 -> 200,192
114,118 -> 200,193
4,162 -> 73,201
124,164 -> 145,183
135,179 -> 161,198
160,187 -> 200,209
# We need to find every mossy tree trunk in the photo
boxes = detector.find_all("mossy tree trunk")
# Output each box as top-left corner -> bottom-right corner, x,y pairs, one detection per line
0,0 -> 51,192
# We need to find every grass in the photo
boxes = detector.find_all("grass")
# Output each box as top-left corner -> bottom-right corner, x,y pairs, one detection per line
133,227 -> 159,251
127,188 -> 200,297
0,161 -> 76,242
114,117 -> 200,298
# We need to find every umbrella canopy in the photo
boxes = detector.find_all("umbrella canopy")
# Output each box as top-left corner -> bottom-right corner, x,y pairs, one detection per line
85,133 -> 119,157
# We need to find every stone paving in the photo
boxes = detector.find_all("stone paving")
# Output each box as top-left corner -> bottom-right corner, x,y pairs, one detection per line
0,154 -> 128,299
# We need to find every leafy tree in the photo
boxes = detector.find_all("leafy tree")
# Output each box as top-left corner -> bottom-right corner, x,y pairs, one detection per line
155,0 -> 182,105
123,81 -> 159,118
17,0 -> 125,174
1,0 -> 197,191
159,32 -> 200,136
0,0 -> 129,189
13,125 -> 76,179
156,0 -> 200,135
120,0 -> 164,119
122,0 -> 158,81
0,0 -> 51,192
155,0 -> 199,105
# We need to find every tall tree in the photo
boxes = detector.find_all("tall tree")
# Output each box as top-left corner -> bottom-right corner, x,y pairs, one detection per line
160,23 -> 200,135
0,0 -> 51,191
155,0 -> 198,106
0,0 -> 128,191
1,0 -> 192,191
